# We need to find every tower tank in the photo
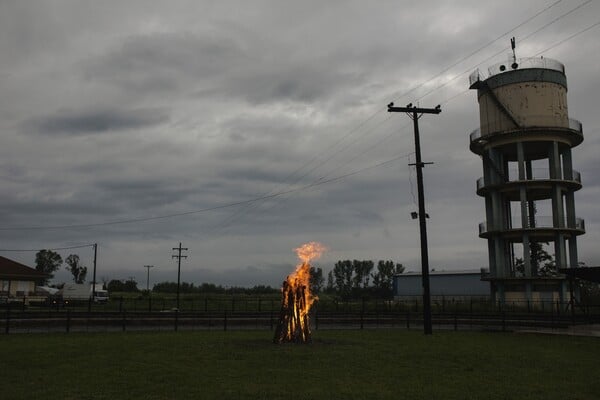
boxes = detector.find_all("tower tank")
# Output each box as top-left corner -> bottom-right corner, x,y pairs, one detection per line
469,55 -> 584,304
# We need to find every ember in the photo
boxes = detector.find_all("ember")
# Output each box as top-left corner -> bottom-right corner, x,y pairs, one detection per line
273,241 -> 325,344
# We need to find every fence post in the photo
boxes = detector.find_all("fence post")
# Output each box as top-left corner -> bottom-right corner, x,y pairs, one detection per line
148,296 -> 152,313
270,310 -> 274,331
470,298 -> 473,314
5,304 -> 10,334
174,309 -> 179,332
360,311 -> 364,330
122,310 -> 126,332
119,296 -> 123,313
454,305 -> 458,331
224,310 -> 227,331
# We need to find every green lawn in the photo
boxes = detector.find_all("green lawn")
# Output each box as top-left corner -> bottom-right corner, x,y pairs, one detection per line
0,330 -> 598,399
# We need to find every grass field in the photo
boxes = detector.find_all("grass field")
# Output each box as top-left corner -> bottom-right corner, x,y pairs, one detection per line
1,330 -> 598,399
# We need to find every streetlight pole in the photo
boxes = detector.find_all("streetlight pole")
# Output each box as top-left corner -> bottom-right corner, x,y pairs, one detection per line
144,265 -> 154,313
144,265 -> 154,292
387,102 -> 441,335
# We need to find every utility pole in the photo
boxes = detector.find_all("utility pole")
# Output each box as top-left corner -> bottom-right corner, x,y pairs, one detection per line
88,243 -> 98,313
172,243 -> 188,310
144,265 -> 154,292
387,102 -> 441,335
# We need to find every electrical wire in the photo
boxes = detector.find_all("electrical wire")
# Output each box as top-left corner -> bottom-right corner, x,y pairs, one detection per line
0,1 -> 591,235
0,243 -> 95,252
216,0 -> 573,233
415,0 -> 594,104
534,20 -> 600,56
386,0 -> 566,104
0,155 -> 411,231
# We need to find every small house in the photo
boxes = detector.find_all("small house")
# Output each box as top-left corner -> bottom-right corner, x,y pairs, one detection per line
0,255 -> 48,304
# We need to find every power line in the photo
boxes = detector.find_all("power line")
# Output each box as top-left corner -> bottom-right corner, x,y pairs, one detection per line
387,0 -> 565,104
415,0 -> 594,104
0,243 -> 95,252
436,12 -> 598,107
534,19 -> 600,56
1,1 -> 590,235
203,2 -> 572,238
0,154 -> 411,232
208,118 -> 406,238
206,114 -> 397,238
221,0 -> 572,233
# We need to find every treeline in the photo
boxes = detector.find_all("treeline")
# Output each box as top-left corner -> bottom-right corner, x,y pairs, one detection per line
152,282 -> 279,295
325,260 -> 404,299
103,259 -> 406,299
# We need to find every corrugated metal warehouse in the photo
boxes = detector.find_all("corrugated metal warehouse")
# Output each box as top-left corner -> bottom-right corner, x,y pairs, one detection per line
393,270 -> 490,300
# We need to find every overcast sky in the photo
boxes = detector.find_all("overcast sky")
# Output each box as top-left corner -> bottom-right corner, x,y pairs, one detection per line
1,0 -> 598,288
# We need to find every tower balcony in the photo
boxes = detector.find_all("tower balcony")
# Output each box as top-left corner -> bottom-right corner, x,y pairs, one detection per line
469,118 -> 583,156
479,217 -> 585,241
476,169 -> 582,200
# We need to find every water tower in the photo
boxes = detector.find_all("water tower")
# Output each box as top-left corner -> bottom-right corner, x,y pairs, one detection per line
469,44 -> 585,304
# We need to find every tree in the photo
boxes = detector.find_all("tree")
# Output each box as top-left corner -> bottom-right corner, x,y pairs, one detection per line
352,260 -> 374,289
107,278 -> 139,292
326,270 -> 334,293
65,254 -> 87,283
35,249 -> 63,284
309,266 -> 324,294
332,260 -> 354,298
371,260 -> 405,298
515,242 -> 555,277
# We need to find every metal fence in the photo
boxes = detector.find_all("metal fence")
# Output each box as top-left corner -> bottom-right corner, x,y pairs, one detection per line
1,297 -> 598,334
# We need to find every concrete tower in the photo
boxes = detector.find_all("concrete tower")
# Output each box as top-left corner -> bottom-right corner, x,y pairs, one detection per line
469,55 -> 585,304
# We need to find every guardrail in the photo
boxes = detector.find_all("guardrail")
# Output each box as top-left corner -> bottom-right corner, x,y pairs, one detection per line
479,217 -> 585,234
477,168 -> 582,190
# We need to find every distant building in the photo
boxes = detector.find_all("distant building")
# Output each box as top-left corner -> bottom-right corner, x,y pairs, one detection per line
0,256 -> 48,304
393,270 -> 489,300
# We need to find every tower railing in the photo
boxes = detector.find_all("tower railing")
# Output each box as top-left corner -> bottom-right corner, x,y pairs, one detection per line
476,169 -> 581,190
479,217 -> 585,234
470,57 -> 565,85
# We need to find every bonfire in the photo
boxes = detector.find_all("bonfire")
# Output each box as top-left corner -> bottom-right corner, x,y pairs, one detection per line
273,241 -> 325,344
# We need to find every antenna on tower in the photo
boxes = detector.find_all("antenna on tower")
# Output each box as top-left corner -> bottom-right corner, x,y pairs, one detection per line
510,37 -> 518,69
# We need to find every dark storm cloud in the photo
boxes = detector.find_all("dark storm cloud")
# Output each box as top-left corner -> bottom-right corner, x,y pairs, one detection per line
83,31 -> 248,96
1,0 -> 599,286
23,107 -> 170,135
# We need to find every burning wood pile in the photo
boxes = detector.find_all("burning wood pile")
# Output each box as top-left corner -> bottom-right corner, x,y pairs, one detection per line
273,242 -> 325,344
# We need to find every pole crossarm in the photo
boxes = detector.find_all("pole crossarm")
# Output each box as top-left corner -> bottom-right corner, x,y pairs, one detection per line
172,243 -> 188,311
387,102 -> 441,115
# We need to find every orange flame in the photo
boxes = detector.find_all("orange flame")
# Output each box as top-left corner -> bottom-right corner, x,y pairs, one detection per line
274,241 -> 326,343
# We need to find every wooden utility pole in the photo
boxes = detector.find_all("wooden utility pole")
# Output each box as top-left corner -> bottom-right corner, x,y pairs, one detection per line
88,243 -> 98,313
172,243 -> 188,310
387,102 -> 441,335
